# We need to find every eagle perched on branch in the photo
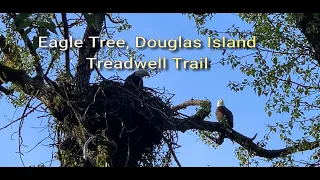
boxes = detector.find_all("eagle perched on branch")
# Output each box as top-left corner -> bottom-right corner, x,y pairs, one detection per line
124,70 -> 150,89
215,99 -> 233,133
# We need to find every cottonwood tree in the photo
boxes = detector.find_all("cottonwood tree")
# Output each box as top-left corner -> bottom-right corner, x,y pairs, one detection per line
0,13 -> 319,167
187,13 -> 320,167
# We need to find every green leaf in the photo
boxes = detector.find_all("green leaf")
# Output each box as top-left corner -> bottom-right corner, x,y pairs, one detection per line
44,20 -> 57,35
280,134 -> 284,140
39,28 -> 50,37
83,13 -> 95,26
257,88 -> 262,96
272,57 -> 278,64
268,111 -> 272,117
232,31 -> 237,37
15,18 -> 32,32
297,88 -> 303,93
16,13 -> 32,21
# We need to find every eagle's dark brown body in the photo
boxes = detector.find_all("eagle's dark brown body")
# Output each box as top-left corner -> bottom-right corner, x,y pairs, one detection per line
124,73 -> 143,88
124,70 -> 150,89
215,99 -> 234,145
215,106 -> 234,129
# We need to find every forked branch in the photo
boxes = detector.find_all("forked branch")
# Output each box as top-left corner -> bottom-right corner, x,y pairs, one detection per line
169,100 -> 320,159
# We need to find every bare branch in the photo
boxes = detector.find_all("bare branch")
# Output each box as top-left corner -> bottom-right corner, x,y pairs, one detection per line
168,116 -> 319,159
44,56 -> 57,77
106,14 -> 125,24
83,135 -> 96,161
26,132 -> 53,153
125,137 -> 131,167
61,13 -> 72,78
172,99 -> 209,111
172,99 -> 211,128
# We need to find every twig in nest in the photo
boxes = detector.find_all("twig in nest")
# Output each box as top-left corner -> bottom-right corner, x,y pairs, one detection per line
119,126 -> 125,138
126,125 -> 138,133
82,86 -> 101,121
117,85 -> 171,121
163,136 -> 181,167
125,137 -> 131,167
83,135 -> 96,162
83,135 -> 118,167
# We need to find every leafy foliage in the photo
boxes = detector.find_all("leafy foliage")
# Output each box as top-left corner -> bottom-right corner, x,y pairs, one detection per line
187,13 -> 320,166
0,13 -> 175,167
1,13 -> 320,167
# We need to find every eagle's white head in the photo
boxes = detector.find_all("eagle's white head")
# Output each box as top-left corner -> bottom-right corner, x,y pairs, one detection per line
217,99 -> 225,107
134,70 -> 150,78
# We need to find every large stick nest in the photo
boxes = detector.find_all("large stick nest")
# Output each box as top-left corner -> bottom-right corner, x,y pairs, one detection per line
55,76 -> 176,167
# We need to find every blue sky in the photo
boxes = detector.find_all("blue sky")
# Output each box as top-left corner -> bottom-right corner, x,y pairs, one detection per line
0,13 -> 311,167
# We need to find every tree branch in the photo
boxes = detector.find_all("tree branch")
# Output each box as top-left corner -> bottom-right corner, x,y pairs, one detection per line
169,117 -> 319,159
168,99 -> 320,159
0,34 -> 44,96
172,99 -> 209,111
106,14 -> 124,24
61,13 -> 72,78
0,34 -> 57,109
0,85 -> 14,95
74,13 -> 105,92
172,99 -> 211,125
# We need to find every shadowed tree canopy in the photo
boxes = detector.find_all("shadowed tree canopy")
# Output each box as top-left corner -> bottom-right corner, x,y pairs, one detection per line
0,13 -> 319,167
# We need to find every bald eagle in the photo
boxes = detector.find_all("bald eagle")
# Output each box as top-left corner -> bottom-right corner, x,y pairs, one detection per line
124,70 -> 150,89
216,99 -> 233,134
